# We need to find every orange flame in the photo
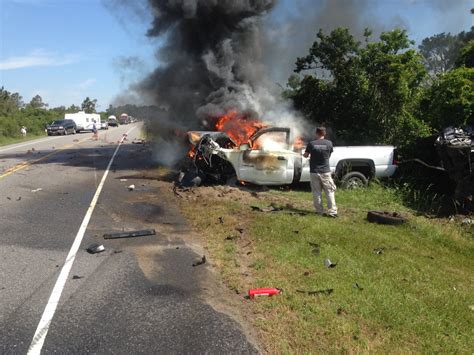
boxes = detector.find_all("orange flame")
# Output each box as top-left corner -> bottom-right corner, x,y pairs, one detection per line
215,110 -> 266,147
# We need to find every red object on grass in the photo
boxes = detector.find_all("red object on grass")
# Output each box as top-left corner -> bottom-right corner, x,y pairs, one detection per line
248,287 -> 282,299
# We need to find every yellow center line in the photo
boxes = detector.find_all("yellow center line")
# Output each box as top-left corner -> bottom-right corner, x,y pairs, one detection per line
0,132 -> 111,180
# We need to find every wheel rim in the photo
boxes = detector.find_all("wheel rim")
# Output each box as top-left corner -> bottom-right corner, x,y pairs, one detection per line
346,177 -> 364,189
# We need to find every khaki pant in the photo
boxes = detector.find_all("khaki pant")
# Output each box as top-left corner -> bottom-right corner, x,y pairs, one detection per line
310,172 -> 337,215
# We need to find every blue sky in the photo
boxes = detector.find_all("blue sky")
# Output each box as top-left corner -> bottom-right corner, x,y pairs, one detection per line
0,0 -> 472,109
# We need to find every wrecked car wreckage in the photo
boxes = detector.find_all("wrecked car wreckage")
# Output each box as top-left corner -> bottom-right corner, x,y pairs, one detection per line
435,126 -> 474,211
405,125 -> 474,212
180,127 -> 295,187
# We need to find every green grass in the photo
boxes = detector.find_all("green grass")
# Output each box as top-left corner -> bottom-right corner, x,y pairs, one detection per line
178,183 -> 474,353
0,134 -> 47,147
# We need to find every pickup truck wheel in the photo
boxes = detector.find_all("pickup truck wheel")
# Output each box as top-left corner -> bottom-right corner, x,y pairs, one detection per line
367,211 -> 406,225
340,171 -> 368,189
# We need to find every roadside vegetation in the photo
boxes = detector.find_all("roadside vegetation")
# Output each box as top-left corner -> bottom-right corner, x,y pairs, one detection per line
175,182 -> 473,353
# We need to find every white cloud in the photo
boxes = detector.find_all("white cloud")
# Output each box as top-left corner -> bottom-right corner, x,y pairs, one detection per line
0,49 -> 79,70
78,78 -> 97,89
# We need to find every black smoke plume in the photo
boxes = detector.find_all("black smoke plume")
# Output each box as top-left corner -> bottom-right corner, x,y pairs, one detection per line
139,0 -> 279,131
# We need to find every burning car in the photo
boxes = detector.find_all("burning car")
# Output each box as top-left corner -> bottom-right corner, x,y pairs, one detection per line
182,112 -> 398,188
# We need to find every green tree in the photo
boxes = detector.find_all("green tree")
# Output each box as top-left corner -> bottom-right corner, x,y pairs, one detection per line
455,40 -> 474,68
419,26 -> 474,76
81,97 -> 97,113
66,104 -> 81,113
0,87 -> 22,115
292,28 -> 429,146
419,33 -> 459,75
29,94 -> 47,109
420,67 -> 474,129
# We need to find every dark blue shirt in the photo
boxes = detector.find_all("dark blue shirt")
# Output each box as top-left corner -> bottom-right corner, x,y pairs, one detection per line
305,139 -> 333,173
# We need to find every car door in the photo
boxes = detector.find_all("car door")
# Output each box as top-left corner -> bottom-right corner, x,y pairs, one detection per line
237,129 -> 295,185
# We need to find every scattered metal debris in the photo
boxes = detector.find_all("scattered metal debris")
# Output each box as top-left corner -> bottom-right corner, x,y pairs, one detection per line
16,197 -> 21,201
103,229 -> 156,239
225,235 -> 239,241
248,287 -> 282,299
373,247 -> 385,255
296,288 -> 333,296
72,275 -> 84,280
462,218 -> 472,226
31,188 -> 43,193
218,216 -> 224,224
250,204 -> 308,215
86,243 -> 105,254
353,283 -> 364,291
128,184 -> 136,191
324,259 -> 337,268
192,255 -> 206,267
235,227 -> 245,234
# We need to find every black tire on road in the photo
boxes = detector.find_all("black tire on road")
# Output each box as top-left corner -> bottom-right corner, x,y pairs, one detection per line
340,171 -> 368,189
367,211 -> 406,225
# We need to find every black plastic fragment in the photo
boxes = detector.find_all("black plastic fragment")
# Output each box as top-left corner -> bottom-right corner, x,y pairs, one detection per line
192,255 -> 206,267
103,229 -> 156,239
297,288 -> 334,296
87,243 -> 105,254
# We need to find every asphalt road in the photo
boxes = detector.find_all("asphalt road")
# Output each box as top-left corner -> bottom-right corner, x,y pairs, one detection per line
0,125 -> 257,353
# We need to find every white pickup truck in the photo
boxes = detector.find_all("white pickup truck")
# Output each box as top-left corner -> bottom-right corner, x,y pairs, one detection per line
188,127 -> 398,188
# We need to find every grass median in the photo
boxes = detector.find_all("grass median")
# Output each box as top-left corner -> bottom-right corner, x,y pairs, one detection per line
176,181 -> 473,353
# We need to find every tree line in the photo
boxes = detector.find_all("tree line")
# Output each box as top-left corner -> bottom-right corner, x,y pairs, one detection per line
284,24 -> 473,147
0,92 -> 100,139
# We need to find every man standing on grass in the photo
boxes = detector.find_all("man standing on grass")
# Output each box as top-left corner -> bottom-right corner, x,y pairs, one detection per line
303,127 -> 338,217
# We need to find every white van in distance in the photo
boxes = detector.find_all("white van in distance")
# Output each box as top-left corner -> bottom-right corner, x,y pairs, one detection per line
65,111 -> 101,132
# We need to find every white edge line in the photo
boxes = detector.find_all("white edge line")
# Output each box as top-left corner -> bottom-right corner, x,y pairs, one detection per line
27,126 -> 137,355
0,136 -> 62,153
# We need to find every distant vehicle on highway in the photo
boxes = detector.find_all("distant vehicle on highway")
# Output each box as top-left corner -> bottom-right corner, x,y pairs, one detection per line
46,119 -> 77,136
108,117 -> 119,127
65,111 -> 101,132
119,113 -> 130,125
100,120 -> 109,130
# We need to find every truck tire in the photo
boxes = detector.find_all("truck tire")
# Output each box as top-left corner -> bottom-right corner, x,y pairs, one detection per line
367,211 -> 406,225
340,171 -> 368,189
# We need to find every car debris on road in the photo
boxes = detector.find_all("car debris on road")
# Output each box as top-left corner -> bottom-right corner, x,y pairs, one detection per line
192,255 -> 206,267
103,229 -> 156,239
128,184 -> 136,191
86,243 -> 105,254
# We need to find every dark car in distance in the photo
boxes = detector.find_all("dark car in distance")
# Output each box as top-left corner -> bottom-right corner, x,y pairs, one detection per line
108,118 -> 119,127
46,119 -> 77,136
